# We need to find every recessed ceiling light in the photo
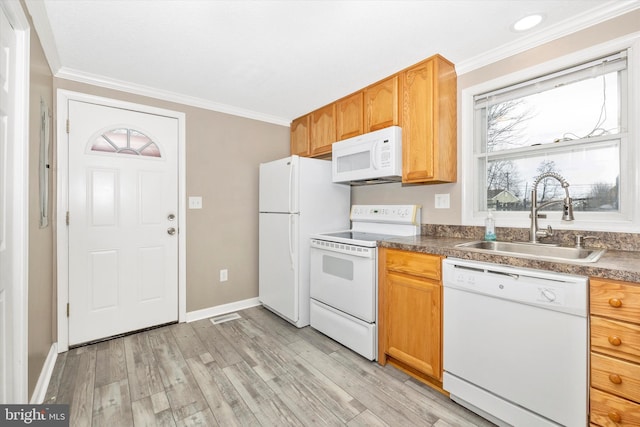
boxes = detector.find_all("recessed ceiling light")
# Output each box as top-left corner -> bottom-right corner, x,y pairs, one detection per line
512,14 -> 544,32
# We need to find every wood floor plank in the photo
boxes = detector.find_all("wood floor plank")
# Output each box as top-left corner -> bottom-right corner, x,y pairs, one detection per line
267,375 -> 346,426
186,355 -> 244,427
131,394 -> 177,427
291,339 -> 433,427
214,320 -> 259,367
242,328 -> 367,424
124,332 -> 165,401
189,354 -> 260,427
241,306 -> 302,345
92,379 -> 134,427
169,322 -> 207,360
147,328 -> 208,422
95,338 -> 128,388
296,325 -> 345,355
223,360 -> 301,426
175,408 -> 218,427
190,319 -> 244,368
60,347 -> 97,427
346,409 -> 389,427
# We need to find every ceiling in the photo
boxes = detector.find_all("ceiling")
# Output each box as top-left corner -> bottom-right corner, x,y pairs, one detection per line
26,0 -> 640,126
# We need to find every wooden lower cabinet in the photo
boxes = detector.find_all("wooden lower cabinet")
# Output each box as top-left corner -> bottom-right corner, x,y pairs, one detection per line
590,277 -> 640,426
378,248 -> 443,391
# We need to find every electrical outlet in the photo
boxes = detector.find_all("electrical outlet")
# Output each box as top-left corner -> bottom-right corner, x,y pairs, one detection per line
435,193 -> 450,209
220,269 -> 228,282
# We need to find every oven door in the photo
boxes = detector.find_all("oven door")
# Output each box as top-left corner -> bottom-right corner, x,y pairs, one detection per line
309,239 -> 376,323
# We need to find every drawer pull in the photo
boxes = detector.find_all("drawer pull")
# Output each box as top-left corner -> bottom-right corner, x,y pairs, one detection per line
608,411 -> 622,423
608,336 -> 622,346
608,298 -> 623,308
609,373 -> 622,384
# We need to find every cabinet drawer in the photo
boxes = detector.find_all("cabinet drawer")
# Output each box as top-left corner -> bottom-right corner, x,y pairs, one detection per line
591,278 -> 640,324
385,250 -> 441,281
590,387 -> 640,427
591,316 -> 640,364
591,352 -> 640,403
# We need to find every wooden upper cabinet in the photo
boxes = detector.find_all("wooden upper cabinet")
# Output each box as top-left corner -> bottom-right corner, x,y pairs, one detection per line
290,115 -> 310,156
290,54 -> 457,171
402,56 -> 457,184
365,75 -> 400,132
336,92 -> 364,141
309,103 -> 336,157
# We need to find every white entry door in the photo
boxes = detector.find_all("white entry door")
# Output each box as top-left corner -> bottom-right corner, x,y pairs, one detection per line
67,100 -> 179,346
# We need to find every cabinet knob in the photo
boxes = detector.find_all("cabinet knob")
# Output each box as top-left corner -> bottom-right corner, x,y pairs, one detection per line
608,336 -> 622,346
608,411 -> 622,423
609,298 -> 623,308
609,373 -> 622,384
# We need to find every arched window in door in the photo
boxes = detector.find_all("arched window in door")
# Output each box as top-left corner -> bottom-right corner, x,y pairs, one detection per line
90,128 -> 161,157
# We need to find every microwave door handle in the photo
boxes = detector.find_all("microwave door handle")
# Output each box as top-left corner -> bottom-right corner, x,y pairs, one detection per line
370,140 -> 380,170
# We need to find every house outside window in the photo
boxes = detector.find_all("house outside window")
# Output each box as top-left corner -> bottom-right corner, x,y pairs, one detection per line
462,37 -> 639,231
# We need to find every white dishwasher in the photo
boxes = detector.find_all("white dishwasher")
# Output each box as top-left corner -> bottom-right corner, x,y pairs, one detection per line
442,258 -> 588,427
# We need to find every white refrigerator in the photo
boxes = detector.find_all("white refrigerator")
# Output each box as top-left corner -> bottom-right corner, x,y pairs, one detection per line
259,155 -> 350,327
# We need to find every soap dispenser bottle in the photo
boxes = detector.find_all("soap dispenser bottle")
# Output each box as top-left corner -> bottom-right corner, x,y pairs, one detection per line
484,210 -> 497,241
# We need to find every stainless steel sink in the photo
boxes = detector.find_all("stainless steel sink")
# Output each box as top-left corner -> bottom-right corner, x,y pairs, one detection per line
455,240 -> 606,263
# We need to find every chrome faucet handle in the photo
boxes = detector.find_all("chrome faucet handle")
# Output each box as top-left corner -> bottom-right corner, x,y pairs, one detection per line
536,225 -> 554,239
575,234 -> 598,248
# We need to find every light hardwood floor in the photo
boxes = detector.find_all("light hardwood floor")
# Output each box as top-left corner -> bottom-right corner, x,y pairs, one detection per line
44,306 -> 495,427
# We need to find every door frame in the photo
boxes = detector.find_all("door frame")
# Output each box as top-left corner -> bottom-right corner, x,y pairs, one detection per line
0,0 -> 30,403
56,90 -> 187,352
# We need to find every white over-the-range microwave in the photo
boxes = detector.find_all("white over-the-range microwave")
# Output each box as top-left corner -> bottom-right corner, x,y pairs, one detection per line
332,126 -> 402,185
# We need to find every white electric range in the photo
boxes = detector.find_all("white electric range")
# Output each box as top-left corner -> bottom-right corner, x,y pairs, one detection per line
308,204 -> 421,360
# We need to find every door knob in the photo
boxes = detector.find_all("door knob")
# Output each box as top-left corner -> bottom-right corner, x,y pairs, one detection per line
167,227 -> 176,235
168,213 -> 176,221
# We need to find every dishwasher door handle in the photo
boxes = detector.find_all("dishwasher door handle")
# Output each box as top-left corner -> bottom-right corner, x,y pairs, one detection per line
487,269 -> 520,280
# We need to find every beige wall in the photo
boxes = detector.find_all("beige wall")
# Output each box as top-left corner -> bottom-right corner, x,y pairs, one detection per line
353,9 -> 640,225
52,79 -> 290,314
24,1 -> 55,397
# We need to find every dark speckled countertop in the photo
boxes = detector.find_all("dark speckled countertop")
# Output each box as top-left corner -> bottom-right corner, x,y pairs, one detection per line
377,226 -> 640,283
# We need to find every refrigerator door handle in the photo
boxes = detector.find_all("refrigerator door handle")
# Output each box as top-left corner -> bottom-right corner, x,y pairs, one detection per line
288,215 -> 295,269
288,160 -> 295,213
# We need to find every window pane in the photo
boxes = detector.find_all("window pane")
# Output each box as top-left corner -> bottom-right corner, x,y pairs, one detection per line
486,142 -> 619,212
90,128 -> 161,158
486,72 -> 620,152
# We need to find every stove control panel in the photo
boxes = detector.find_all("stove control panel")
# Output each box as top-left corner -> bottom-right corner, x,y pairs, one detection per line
350,204 -> 421,224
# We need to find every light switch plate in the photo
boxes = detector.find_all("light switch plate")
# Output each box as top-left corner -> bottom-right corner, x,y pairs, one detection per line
189,196 -> 203,209
435,193 -> 450,209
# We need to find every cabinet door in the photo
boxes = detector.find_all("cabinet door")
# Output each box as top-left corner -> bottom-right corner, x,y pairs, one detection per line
402,61 -> 435,182
336,92 -> 363,140
309,103 -> 336,157
385,270 -> 442,380
290,115 -> 310,156
402,57 -> 457,184
365,75 -> 400,132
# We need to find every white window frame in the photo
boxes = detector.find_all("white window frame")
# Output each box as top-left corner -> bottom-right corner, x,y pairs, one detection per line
461,34 -> 640,232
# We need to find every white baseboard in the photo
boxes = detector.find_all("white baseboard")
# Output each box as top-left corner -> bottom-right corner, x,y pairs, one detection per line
30,342 -> 58,404
185,297 -> 261,323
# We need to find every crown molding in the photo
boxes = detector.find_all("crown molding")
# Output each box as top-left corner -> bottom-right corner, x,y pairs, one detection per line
55,67 -> 291,126
456,1 -> 640,75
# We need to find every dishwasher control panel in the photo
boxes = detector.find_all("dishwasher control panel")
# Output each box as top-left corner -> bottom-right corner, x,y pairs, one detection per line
443,258 -> 587,316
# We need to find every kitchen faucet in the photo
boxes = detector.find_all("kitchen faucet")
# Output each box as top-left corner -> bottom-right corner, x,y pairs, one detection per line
529,172 -> 574,243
